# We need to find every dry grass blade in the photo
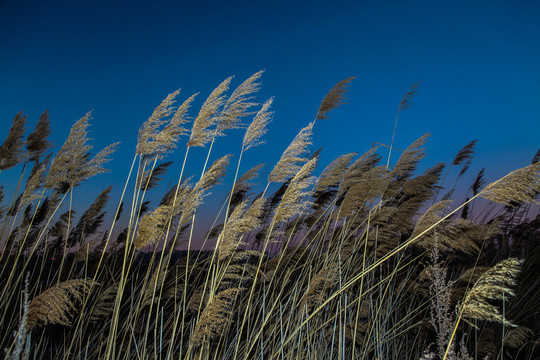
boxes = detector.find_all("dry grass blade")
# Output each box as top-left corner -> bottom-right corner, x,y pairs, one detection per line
479,162 -> 540,206
27,278 -> 98,328
315,77 -> 354,120
269,122 -> 314,183
0,112 -> 26,170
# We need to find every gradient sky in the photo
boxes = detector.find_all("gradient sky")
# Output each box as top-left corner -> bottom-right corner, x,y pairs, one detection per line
1,0 -> 539,244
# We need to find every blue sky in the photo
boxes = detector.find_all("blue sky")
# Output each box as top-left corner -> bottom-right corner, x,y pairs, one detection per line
0,0 -> 539,242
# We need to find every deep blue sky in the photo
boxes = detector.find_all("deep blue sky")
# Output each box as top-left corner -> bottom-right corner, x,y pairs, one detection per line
1,0 -> 539,242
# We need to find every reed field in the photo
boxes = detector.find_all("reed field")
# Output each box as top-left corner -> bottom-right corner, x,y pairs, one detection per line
1,72 -> 539,359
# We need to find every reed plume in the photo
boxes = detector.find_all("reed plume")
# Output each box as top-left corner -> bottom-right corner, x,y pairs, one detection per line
136,161 -> 173,191
0,112 -> 26,170
45,112 -> 119,191
315,152 -> 357,195
181,155 -> 231,222
452,140 -> 477,166
27,278 -> 98,328
398,81 -> 421,112
388,133 -> 429,181
230,164 -> 264,208
315,77 -> 354,120
190,287 -> 243,348
269,122 -> 314,183
188,77 -> 232,147
142,266 -> 168,307
242,97 -> 273,151
273,156 -> 318,224
68,186 -> 112,246
88,283 -> 118,323
458,258 -> 522,326
218,197 -> 265,260
479,163 -> 540,206
26,110 -> 52,162
136,90 -> 195,159
216,70 -> 264,135
19,158 -> 48,209
5,274 -> 31,360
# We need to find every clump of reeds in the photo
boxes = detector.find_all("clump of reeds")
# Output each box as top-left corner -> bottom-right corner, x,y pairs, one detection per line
0,74 -> 538,360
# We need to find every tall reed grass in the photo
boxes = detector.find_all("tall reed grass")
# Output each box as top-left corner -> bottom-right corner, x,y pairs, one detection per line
1,73 -> 539,359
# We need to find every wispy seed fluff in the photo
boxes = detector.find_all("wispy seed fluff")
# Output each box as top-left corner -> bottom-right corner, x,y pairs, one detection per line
188,77 -> 232,147
269,122 -> 314,183
243,97 -> 274,151
479,162 -> 540,206
273,156 -> 318,224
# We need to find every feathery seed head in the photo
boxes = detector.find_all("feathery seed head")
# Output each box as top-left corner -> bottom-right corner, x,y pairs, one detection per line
0,112 -> 27,170
188,77 -> 232,147
316,77 -> 354,120
269,122 -> 314,183
243,97 -> 273,151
